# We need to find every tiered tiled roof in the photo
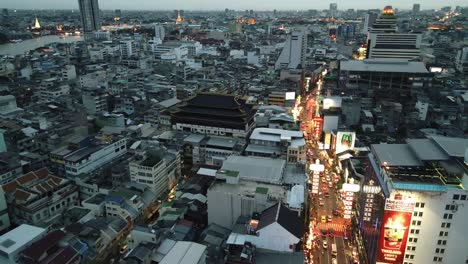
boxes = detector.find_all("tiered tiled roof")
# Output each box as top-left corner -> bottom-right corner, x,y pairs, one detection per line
171,93 -> 256,130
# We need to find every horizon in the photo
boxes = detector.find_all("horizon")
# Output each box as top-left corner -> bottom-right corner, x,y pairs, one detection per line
2,0 -> 467,11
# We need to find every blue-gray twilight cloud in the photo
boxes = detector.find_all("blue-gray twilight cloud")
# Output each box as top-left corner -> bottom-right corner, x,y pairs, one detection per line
3,0 -> 466,10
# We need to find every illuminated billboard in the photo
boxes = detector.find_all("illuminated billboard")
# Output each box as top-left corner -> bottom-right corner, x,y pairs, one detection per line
376,196 -> 415,264
335,131 -> 355,154
285,92 -> 296,100
323,133 -> 331,149
323,96 -> 342,110
313,117 -> 323,139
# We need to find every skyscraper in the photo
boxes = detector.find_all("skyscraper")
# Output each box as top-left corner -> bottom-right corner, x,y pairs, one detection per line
366,6 -> 422,60
154,24 -> 166,43
275,29 -> 308,70
362,12 -> 378,34
329,3 -> 338,17
412,3 -> 420,14
78,0 -> 101,35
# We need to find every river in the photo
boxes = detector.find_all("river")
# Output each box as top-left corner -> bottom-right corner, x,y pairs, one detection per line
0,35 -> 83,56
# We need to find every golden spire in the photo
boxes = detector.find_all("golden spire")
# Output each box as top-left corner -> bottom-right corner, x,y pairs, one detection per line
176,10 -> 183,24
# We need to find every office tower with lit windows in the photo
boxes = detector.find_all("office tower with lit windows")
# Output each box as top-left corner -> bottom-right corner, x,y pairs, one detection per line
78,0 -> 101,39
366,6 -> 421,60
275,29 -> 308,70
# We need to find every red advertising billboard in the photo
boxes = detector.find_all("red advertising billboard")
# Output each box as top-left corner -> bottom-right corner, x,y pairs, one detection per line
376,198 -> 415,264
313,117 -> 323,139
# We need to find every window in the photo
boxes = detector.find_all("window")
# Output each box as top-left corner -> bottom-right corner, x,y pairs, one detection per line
453,194 -> 460,200
415,229 -> 420,234
413,238 -> 418,243
442,240 -> 446,245
415,202 -> 420,207
461,195 -> 467,200
420,203 -> 425,208
440,249 -> 445,254
439,231 -> 444,236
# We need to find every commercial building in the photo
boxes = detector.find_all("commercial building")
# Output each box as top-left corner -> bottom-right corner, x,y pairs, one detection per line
63,138 -> 127,177
82,87 -> 109,115
0,224 -> 47,264
455,47 -> 468,75
366,6 -> 421,60
78,0 -> 101,39
329,3 -> 338,17
207,155 -> 306,228
120,39 -> 137,58
359,136 -> 468,264
339,59 -> 431,130
1,168 -> 79,227
362,12 -> 378,34
129,149 -> 180,199
171,93 -> 256,138
245,128 -> 306,163
275,29 -> 308,70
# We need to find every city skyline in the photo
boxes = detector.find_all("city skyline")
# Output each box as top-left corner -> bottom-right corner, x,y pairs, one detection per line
2,0 -> 467,11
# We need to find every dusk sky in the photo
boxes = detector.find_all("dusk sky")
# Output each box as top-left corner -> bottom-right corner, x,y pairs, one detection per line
3,0 -> 466,11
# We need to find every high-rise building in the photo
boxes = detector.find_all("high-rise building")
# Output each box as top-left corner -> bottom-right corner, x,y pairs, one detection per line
359,137 -> 468,264
154,23 -> 165,43
362,12 -> 378,34
329,3 -> 338,17
366,6 -> 421,60
412,3 -> 420,14
455,47 -> 468,75
78,0 -> 101,38
275,29 -> 308,70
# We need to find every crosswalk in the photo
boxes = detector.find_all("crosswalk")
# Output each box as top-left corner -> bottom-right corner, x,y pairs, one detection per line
316,223 -> 346,232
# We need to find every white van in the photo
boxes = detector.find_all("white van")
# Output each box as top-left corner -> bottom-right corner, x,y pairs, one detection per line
331,244 -> 337,256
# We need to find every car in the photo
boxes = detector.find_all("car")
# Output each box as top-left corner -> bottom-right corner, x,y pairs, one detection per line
119,245 -> 128,254
320,229 -> 328,237
327,215 -> 332,222
328,228 -> 335,236
321,215 -> 326,223
324,192 -> 330,197
323,240 -> 328,249
319,200 -> 325,206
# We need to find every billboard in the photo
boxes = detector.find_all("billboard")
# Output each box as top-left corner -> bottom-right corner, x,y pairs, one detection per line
323,96 -> 342,110
313,117 -> 323,139
285,92 -> 296,100
376,197 -> 415,264
335,131 -> 356,154
323,133 -> 331,150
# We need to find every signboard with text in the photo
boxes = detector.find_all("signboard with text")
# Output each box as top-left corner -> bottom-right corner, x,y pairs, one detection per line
376,197 -> 415,264
313,117 -> 323,139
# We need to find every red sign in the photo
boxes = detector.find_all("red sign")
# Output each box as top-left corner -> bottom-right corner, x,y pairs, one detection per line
313,117 -> 323,139
376,199 -> 414,264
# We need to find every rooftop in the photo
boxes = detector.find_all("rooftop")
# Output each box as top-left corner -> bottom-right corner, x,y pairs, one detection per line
209,180 -> 286,201
0,224 -> 46,255
250,128 -> 304,143
159,241 -> 207,264
340,59 -> 429,74
372,144 -> 423,167
221,155 -> 285,184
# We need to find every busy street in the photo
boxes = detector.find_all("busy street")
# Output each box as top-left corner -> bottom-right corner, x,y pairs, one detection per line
299,70 -> 356,264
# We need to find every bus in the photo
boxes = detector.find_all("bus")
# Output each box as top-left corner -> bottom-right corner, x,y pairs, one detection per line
331,244 -> 337,256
